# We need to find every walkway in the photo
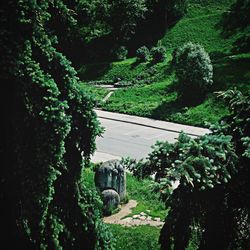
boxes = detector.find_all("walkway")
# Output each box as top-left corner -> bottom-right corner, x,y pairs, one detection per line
103,200 -> 164,227
91,110 -> 210,162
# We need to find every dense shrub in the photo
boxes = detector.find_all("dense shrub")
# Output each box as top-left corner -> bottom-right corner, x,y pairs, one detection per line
136,46 -> 150,61
128,90 -> 250,249
151,46 -> 166,62
1,1 -> 114,249
114,46 -> 128,60
173,42 -> 213,102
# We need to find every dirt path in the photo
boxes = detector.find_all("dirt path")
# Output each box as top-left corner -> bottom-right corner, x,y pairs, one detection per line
103,200 -> 164,227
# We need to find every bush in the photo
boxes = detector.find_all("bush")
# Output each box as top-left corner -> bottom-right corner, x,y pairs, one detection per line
115,46 -> 128,60
136,46 -> 150,62
173,42 -> 213,102
151,46 -> 166,62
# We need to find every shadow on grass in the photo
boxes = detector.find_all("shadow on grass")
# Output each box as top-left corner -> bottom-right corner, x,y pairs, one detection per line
213,56 -> 250,92
151,79 -> 208,121
215,0 -> 250,53
151,92 -> 205,121
130,60 -> 142,69
78,62 -> 112,81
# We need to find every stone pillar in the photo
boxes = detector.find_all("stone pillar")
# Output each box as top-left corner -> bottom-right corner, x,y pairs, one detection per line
95,159 -> 126,201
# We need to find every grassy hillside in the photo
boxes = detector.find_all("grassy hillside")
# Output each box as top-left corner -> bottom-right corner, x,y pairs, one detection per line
103,53 -> 250,126
78,57 -> 171,83
162,0 -> 235,53
78,0 -> 250,127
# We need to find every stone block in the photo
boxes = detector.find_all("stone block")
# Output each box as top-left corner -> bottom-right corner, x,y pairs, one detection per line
102,189 -> 120,216
95,159 -> 126,201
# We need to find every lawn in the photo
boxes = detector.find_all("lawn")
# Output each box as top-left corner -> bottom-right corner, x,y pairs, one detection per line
109,224 -> 161,250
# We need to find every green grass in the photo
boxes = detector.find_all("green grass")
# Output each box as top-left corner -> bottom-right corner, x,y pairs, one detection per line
83,166 -> 167,220
109,223 -> 199,250
83,168 -> 200,249
109,224 -> 161,250
103,76 -> 175,116
78,55 -> 172,82
83,166 -> 167,249
165,95 -> 230,126
78,82 -> 109,104
77,0 -> 250,128
213,54 -> 250,92
102,53 -> 250,127
162,0 -> 235,53
125,174 -> 167,220
78,58 -> 144,81
102,78 -> 229,127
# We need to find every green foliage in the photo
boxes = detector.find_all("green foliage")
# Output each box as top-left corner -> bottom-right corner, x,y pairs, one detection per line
128,132 -> 237,193
151,46 -> 167,63
162,1 -> 235,53
105,0 -> 147,42
173,42 -> 213,102
114,46 -> 128,61
76,0 -> 111,42
136,46 -> 150,61
0,1 -> 114,249
126,173 -> 166,219
76,0 -> 147,43
110,225 -> 161,250
128,90 -> 250,249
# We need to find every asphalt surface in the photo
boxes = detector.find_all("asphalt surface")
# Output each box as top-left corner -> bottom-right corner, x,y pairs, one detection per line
91,110 -> 210,163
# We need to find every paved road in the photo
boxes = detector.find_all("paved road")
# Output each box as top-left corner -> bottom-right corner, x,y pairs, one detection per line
91,110 -> 210,163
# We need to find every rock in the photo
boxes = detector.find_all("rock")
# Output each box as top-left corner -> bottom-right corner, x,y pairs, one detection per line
95,159 -> 126,201
146,216 -> 152,221
155,217 -> 161,222
140,212 -> 146,216
102,189 -> 120,216
140,216 -> 147,221
132,215 -> 140,219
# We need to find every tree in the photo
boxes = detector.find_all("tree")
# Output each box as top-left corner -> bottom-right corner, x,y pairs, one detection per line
106,0 -> 147,43
126,90 -> 250,249
0,1 -> 113,249
151,45 -> 166,62
173,42 -> 213,103
166,0 -> 188,26
136,46 -> 150,61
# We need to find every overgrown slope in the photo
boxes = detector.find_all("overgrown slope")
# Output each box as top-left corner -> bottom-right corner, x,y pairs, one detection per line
78,0 -> 250,127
